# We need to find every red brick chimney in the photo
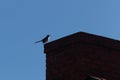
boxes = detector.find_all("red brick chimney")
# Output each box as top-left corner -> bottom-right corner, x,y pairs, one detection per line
44,32 -> 120,80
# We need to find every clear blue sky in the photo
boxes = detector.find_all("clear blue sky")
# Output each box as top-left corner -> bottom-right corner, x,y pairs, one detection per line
0,0 -> 120,80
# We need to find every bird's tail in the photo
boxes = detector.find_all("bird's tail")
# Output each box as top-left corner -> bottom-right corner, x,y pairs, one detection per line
34,40 -> 42,43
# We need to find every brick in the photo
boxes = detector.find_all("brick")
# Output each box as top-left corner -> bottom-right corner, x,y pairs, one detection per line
45,32 -> 120,80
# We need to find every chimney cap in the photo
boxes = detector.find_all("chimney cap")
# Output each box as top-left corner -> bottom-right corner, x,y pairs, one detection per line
44,32 -> 120,54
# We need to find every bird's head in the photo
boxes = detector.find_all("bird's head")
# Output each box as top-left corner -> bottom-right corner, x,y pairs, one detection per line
47,35 -> 50,37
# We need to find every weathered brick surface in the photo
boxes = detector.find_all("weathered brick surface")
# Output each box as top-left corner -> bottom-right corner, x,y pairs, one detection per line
44,32 -> 120,80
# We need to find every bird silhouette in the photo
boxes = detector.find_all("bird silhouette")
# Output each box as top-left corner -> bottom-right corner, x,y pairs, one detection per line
35,35 -> 50,44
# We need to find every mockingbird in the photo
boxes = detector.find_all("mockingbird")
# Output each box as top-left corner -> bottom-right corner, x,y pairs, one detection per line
35,35 -> 50,44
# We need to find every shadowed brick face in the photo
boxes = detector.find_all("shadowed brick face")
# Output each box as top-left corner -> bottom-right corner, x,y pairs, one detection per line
44,32 -> 120,80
